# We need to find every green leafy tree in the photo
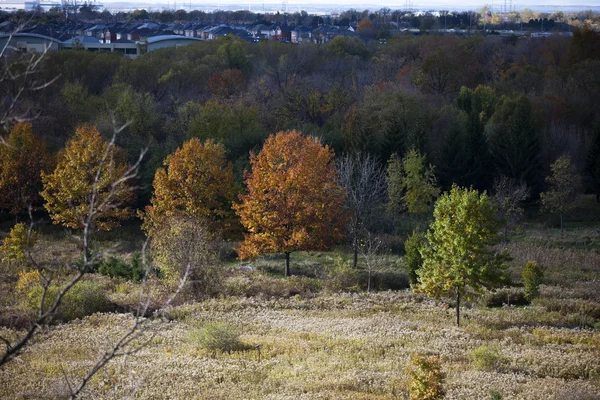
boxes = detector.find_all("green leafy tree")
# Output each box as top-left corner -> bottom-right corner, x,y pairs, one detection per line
404,228 -> 426,287
387,149 -> 439,217
522,261 -> 544,301
418,186 -> 508,326
486,95 -> 542,192
455,85 -> 497,189
540,155 -> 582,233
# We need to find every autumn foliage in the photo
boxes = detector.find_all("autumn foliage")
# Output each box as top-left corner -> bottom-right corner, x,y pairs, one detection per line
143,138 -> 237,238
0,123 -> 50,216
41,125 -> 135,231
234,130 -> 346,275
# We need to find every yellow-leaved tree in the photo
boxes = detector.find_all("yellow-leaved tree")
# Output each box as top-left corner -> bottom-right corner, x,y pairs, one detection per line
0,123 -> 50,217
142,138 -> 238,238
234,130 -> 346,277
41,125 -> 135,231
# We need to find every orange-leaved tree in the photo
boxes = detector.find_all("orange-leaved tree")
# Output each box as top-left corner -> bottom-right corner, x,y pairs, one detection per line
0,122 -> 50,217
234,130 -> 346,277
142,138 -> 238,238
41,125 -> 135,231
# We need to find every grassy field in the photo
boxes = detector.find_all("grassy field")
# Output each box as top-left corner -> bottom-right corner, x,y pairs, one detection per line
1,198 -> 600,399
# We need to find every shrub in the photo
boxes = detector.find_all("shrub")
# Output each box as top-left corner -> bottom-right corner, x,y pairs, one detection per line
324,257 -> 359,292
404,229 -> 425,287
190,322 -> 245,353
98,252 -> 144,282
150,215 -> 219,295
406,353 -> 445,400
16,269 -> 41,292
223,272 -> 321,298
471,345 -> 504,371
522,260 -> 544,301
27,280 -> 113,322
483,287 -> 529,307
0,222 -> 34,264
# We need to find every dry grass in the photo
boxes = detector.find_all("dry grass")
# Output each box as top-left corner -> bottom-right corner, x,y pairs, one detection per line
1,204 -> 600,399
1,291 -> 599,399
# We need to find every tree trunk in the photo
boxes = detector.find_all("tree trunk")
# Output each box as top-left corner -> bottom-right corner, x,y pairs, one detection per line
560,213 -> 563,234
285,252 -> 290,277
503,226 -> 508,243
353,246 -> 358,270
456,289 -> 461,327
367,270 -> 371,293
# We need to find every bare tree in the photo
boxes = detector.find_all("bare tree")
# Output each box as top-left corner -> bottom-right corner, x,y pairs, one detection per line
336,153 -> 387,269
492,175 -> 530,242
358,231 -> 385,293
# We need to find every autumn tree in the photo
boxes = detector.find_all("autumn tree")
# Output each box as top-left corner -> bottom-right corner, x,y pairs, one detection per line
143,138 -> 238,239
540,155 -> 582,233
41,125 -> 136,231
234,130 -> 346,277
336,153 -> 387,269
0,122 -> 50,217
418,186 -> 508,326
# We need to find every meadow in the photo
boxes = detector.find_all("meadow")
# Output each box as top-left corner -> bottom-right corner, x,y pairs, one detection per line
0,197 -> 599,399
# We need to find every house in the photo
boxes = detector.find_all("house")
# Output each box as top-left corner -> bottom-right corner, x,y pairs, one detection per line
291,26 -> 312,43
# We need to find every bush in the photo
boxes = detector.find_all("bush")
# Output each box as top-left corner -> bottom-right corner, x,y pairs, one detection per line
471,345 -> 504,371
27,280 -> 113,322
98,252 -> 144,282
483,287 -> 529,307
406,353 -> 445,400
522,260 -> 544,301
223,272 -> 321,298
190,322 -> 245,353
324,258 -> 359,292
404,229 -> 425,287
357,269 -> 410,291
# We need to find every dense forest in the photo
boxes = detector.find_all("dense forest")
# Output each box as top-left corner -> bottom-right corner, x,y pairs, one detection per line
4,27 -> 599,207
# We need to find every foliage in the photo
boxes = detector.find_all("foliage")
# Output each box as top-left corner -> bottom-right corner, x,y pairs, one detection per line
405,228 -> 426,287
150,215 -> 218,294
189,322 -> 245,353
522,261 -> 545,301
41,125 -> 135,231
234,130 -> 346,274
418,186 -> 509,325
0,222 -> 35,264
97,253 -> 144,282
324,257 -> 359,293
486,95 -> 542,192
27,280 -> 112,323
471,345 -> 504,371
540,155 -> 582,232
400,149 -> 439,215
406,353 -> 445,400
0,123 -> 50,216
143,138 -> 238,238
16,269 -> 41,292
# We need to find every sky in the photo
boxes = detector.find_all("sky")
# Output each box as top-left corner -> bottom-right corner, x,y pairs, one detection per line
97,0 -> 600,13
